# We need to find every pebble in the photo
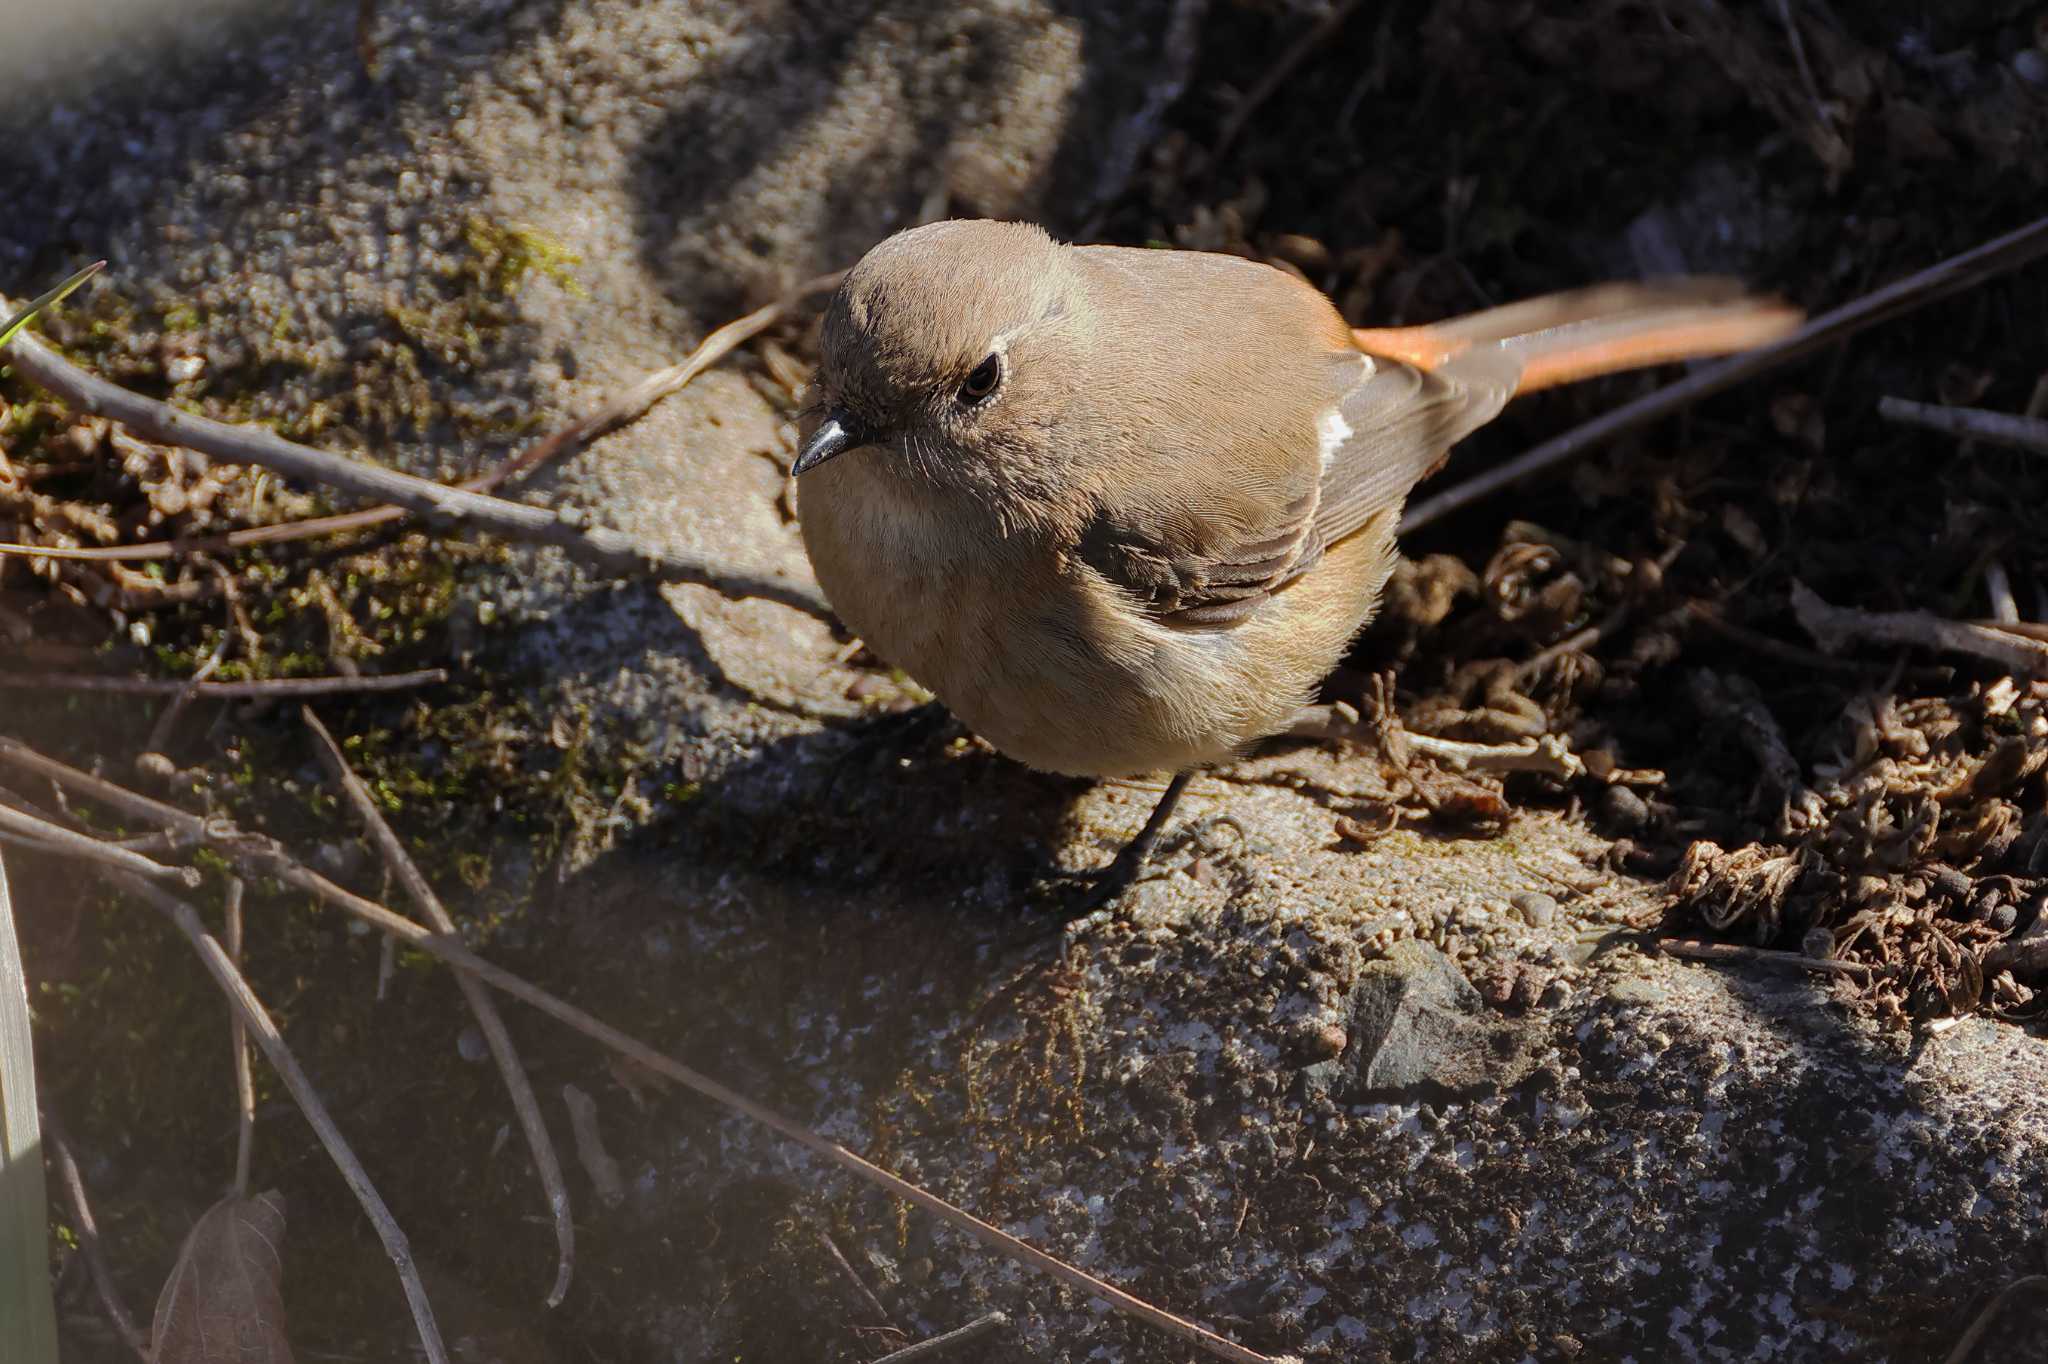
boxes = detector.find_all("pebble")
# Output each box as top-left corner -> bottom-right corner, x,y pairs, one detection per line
1511,891 -> 1559,928
1601,784 -> 1651,831
2016,48 -> 2048,87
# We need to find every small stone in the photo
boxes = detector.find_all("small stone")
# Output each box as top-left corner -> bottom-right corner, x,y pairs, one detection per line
1303,940 -> 1530,1100
1601,784 -> 1651,831
1265,232 -> 1331,272
134,751 -> 178,783
2015,48 -> 2048,87
456,1026 -> 488,1062
1511,891 -> 1558,928
1296,1022 -> 1348,1063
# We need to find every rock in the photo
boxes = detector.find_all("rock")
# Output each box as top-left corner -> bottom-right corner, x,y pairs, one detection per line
1600,783 -> 1652,831
13,5 -> 2048,1364
1305,940 -> 1529,1100
0,0 -> 1210,859
1510,889 -> 1558,927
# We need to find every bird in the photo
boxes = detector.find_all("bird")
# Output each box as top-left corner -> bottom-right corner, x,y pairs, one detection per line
792,219 -> 1799,898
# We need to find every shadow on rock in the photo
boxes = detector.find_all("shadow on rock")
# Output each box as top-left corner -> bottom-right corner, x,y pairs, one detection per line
627,0 -> 1206,316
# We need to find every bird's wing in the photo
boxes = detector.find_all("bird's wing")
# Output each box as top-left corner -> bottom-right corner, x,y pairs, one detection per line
1069,256 -> 1799,632
1076,348 -> 1512,629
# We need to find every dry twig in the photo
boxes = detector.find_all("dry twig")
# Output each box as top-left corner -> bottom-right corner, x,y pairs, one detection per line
1940,1274 -> 2048,1364
1656,937 -> 1875,979
106,869 -> 449,1364
866,1311 -> 1011,1364
0,321 -> 829,617
1984,933 -> 2048,979
38,1104 -> 148,1361
1214,0 -> 1365,163
0,802 -> 199,886
303,708 -> 576,1307
1403,214 -> 2048,532
141,640 -> 227,770
1684,673 -> 1796,792
0,737 -> 1288,1364
1791,581 -> 2048,677
0,668 -> 448,698
1683,601 -> 1880,675
1877,396 -> 2048,457
0,272 -> 844,565
815,1220 -> 898,1334
1404,731 -> 1583,779
224,878 -> 255,1199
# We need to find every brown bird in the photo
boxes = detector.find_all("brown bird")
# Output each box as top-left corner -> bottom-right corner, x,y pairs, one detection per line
794,220 -> 1798,896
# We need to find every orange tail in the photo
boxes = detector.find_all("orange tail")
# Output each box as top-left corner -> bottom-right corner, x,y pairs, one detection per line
1351,279 -> 1802,396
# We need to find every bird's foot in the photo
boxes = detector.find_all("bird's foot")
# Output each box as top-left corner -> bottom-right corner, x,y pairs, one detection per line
1024,771 -> 1194,924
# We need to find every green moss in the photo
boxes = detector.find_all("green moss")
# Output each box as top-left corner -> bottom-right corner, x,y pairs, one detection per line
461,215 -> 588,298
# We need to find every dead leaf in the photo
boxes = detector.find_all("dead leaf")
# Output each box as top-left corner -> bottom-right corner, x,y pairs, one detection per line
150,1190 -> 293,1364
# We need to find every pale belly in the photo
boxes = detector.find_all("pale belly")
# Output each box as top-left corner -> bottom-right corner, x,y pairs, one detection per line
797,468 -> 1389,778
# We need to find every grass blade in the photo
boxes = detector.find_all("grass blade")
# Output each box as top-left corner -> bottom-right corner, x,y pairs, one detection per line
0,260 -> 106,349
0,850 -> 59,1364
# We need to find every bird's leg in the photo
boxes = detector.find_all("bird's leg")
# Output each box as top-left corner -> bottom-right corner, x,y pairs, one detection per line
1043,770 -> 1193,916
1101,769 -> 1193,887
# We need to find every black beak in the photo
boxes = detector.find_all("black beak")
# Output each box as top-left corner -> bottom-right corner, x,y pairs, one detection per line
792,410 -> 870,476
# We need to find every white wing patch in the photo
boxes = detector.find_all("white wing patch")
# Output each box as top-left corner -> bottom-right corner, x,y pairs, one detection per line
1317,353 -> 1373,471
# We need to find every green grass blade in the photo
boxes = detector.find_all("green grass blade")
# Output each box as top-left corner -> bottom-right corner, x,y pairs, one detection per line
0,260 -> 106,349
0,850 -> 59,1364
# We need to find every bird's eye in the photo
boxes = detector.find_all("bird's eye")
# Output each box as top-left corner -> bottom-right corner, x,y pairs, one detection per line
958,354 -> 1002,405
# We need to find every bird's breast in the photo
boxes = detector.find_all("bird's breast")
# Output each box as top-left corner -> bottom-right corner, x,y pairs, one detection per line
797,463 -> 1302,777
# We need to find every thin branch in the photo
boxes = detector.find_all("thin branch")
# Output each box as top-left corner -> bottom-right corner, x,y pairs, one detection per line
866,1311 -> 1011,1364
1213,0 -> 1365,163
1983,561 -> 2021,626
1772,0 -> 1835,141
1877,396 -> 2048,457
0,271 -> 845,564
1683,601 -> 1883,675
1402,214 -> 2048,532
0,785 -> 193,860
106,869 -> 449,1364
303,708 -> 575,1309
1984,933 -> 2048,978
0,803 -> 200,886
814,1218 -> 897,1333
224,878 -> 255,1200
1791,581 -> 2048,677
1404,731 -> 1583,779
141,640 -> 226,767
38,1104 -> 149,1361
1684,670 -> 1801,795
0,668 -> 447,698
1656,937 -> 1875,978
1940,1275 -> 2048,1364
0,320 -> 830,618
0,737 -> 1286,1364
